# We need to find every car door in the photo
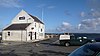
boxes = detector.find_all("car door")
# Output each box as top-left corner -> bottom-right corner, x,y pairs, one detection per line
70,37 -> 86,45
81,38 -> 88,44
70,36 -> 81,45
75,37 -> 83,45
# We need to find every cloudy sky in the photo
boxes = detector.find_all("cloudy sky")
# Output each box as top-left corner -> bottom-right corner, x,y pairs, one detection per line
0,0 -> 100,33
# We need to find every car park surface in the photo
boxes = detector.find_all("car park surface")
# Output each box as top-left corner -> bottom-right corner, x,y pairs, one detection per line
0,37 -> 80,56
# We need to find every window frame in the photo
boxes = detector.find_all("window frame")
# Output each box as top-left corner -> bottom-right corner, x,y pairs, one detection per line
19,16 -> 25,20
41,29 -> 43,32
8,32 -> 10,36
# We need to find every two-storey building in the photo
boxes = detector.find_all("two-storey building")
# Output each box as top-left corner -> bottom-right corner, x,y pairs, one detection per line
2,10 -> 45,42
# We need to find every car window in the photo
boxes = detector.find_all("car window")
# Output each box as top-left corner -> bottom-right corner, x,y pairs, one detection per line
77,37 -> 82,39
77,45 -> 95,56
83,37 -> 87,39
70,36 -> 75,40
69,45 -> 96,56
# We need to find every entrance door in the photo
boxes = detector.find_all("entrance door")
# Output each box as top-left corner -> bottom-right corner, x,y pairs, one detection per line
29,32 -> 32,40
35,32 -> 36,39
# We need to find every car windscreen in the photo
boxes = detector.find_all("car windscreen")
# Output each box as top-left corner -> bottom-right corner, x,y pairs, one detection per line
69,44 -> 97,56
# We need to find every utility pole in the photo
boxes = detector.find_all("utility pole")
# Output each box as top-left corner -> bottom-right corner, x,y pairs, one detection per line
42,8 -> 44,22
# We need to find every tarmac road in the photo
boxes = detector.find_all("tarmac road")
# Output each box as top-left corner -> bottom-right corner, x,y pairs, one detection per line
0,37 -> 80,56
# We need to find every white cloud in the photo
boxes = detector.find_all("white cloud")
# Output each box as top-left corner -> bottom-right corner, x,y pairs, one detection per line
77,8 -> 100,33
56,22 -> 72,32
55,20 -> 100,33
47,6 -> 55,9
36,4 -> 46,8
78,24 -> 81,30
91,8 -> 94,11
87,0 -> 100,10
79,8 -> 100,31
88,9 -> 100,18
55,9 -> 100,33
62,22 -> 71,28
80,11 -> 85,17
36,4 -> 55,9
79,18 -> 100,30
0,0 -> 21,8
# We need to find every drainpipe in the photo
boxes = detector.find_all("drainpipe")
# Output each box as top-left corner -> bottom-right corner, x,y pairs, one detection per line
20,27 -> 23,42
26,29 -> 27,41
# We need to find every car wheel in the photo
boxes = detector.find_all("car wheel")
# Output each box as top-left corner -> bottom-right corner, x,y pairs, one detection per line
65,43 -> 69,46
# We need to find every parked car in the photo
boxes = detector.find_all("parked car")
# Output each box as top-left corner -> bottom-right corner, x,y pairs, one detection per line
68,42 -> 100,56
59,34 -> 95,46
95,37 -> 100,42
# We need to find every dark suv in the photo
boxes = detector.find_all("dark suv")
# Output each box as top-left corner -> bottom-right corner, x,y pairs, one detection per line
59,35 -> 95,46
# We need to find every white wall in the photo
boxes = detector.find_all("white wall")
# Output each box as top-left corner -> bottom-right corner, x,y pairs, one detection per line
26,22 -> 35,40
2,30 -> 27,41
38,23 -> 45,40
26,22 -> 45,40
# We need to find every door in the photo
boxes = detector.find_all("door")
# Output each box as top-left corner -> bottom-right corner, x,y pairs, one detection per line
35,32 -> 36,39
29,32 -> 32,40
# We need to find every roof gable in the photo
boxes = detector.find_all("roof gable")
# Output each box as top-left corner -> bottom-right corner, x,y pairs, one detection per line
11,10 -> 44,24
11,10 -> 34,24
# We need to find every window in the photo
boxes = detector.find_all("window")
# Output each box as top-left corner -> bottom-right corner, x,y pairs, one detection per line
8,32 -> 10,36
29,32 -> 31,36
35,23 -> 36,27
77,37 -> 82,39
41,29 -> 42,32
31,27 -> 34,30
70,36 -> 75,40
29,32 -> 32,36
19,16 -> 25,20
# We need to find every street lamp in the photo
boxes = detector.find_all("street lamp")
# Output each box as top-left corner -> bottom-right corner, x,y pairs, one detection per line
42,8 -> 44,22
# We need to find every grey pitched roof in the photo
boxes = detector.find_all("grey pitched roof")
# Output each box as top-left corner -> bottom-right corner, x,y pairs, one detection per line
4,23 -> 31,30
29,14 -> 44,24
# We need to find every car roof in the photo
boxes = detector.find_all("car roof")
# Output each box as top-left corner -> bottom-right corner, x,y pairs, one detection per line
84,42 -> 100,51
69,42 -> 100,56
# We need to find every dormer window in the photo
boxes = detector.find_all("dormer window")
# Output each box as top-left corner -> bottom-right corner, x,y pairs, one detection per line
19,16 -> 25,20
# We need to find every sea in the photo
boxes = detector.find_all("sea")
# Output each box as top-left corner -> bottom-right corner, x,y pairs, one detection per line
48,33 -> 100,42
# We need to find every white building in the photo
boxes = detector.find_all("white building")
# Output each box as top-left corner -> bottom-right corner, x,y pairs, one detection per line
2,10 -> 45,42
